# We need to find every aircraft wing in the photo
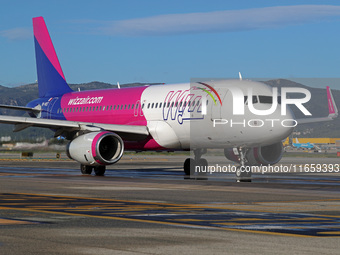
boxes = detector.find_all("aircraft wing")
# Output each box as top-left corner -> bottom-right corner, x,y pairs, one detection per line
0,115 -> 149,140
296,86 -> 338,124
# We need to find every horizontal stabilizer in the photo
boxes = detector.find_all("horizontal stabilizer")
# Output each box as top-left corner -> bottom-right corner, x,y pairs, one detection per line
0,104 -> 41,113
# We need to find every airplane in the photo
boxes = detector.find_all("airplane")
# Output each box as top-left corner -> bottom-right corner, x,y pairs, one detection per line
0,17 -> 338,181
292,138 -> 315,149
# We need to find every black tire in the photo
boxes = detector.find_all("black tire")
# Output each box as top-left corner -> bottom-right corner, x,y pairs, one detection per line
183,158 -> 195,175
94,165 -> 106,176
236,166 -> 252,182
196,158 -> 208,180
197,158 -> 208,169
81,164 -> 93,175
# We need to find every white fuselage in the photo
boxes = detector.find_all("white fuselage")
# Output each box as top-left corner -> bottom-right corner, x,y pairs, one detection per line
141,80 -> 294,150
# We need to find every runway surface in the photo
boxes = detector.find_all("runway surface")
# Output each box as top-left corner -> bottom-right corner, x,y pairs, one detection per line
0,154 -> 340,254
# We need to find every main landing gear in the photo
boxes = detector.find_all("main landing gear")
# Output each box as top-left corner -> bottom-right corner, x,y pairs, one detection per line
80,164 -> 106,176
183,149 -> 208,178
183,147 -> 252,182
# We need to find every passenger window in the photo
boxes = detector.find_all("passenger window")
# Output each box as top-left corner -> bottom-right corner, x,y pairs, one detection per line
155,103 -> 158,108
151,103 -> 154,108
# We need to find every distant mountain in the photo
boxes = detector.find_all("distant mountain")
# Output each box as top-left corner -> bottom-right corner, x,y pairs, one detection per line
0,80 -> 339,141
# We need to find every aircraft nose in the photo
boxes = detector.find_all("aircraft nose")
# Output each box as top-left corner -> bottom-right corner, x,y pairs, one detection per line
276,105 -> 295,140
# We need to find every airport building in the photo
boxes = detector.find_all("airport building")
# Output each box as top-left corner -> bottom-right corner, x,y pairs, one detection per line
283,138 -> 340,145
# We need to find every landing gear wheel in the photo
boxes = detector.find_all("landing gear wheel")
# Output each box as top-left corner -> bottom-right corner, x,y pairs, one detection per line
184,158 -> 195,176
81,164 -> 93,175
236,166 -> 252,182
196,158 -> 208,180
94,165 -> 106,176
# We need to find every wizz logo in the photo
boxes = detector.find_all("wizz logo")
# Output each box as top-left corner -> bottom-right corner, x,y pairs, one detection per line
163,89 -> 202,124
197,82 -> 222,106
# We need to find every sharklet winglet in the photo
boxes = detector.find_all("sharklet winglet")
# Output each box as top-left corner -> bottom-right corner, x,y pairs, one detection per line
326,86 -> 338,117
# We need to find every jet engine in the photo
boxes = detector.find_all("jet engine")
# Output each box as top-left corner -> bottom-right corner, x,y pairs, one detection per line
224,142 -> 284,166
66,131 -> 124,166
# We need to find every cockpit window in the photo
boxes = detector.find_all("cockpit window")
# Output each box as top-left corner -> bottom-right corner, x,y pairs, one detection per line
258,96 -> 281,104
258,96 -> 272,104
244,96 -> 258,104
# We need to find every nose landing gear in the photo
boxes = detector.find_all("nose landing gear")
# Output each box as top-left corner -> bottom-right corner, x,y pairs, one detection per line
235,147 -> 252,182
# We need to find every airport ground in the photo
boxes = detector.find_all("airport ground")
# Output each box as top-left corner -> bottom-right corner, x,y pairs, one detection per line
0,152 -> 340,254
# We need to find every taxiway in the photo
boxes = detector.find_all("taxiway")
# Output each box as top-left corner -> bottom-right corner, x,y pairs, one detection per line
0,154 -> 339,254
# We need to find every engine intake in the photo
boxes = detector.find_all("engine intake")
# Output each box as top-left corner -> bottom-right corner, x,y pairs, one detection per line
66,131 -> 124,166
224,142 -> 283,166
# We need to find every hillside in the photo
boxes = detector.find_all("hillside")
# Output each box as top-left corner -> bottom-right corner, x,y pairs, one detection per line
0,79 -> 339,141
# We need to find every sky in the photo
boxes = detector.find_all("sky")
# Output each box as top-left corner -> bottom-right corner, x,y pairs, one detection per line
1,0 -> 340,89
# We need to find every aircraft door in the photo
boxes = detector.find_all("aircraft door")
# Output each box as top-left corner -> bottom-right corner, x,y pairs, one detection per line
47,97 -> 58,119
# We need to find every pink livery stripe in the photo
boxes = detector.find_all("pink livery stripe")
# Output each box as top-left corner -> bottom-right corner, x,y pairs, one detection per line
326,86 -> 335,114
33,17 -> 65,80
